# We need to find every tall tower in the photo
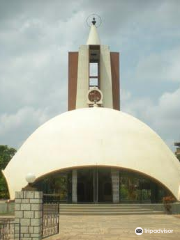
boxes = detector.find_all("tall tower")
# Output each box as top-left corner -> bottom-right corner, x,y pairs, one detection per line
68,17 -> 120,110
174,142 -> 180,162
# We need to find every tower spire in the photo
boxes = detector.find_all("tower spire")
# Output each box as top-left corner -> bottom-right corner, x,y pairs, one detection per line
92,17 -> 96,25
86,17 -> 101,45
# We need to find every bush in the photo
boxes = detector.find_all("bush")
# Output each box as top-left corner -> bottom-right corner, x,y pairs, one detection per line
163,196 -> 176,214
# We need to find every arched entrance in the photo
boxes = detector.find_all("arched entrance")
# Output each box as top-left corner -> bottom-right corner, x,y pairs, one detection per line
33,167 -> 172,203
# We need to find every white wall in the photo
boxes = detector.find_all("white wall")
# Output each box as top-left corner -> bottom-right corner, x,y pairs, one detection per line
76,45 -> 89,109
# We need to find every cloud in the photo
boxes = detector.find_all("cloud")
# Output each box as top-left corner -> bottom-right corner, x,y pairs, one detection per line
0,107 -> 49,148
147,88 -> 180,131
135,47 -> 180,82
120,89 -> 131,102
0,0 -> 180,150
121,87 -> 180,150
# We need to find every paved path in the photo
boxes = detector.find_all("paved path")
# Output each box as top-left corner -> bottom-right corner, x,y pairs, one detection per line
48,214 -> 180,240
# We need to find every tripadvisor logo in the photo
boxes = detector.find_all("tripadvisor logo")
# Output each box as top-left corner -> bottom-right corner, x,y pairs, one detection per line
135,227 -> 143,235
135,227 -> 173,235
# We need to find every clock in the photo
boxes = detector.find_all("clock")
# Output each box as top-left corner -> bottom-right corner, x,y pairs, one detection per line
88,89 -> 102,103
87,87 -> 103,105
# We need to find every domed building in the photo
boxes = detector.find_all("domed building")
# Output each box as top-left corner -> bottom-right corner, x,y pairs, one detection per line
3,18 -> 180,203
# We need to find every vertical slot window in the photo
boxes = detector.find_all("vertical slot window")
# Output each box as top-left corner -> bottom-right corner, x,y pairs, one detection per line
89,45 -> 100,88
89,63 -> 98,87
90,63 -> 98,76
89,78 -> 98,86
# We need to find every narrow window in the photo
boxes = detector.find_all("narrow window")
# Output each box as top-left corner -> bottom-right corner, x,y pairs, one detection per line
89,63 -> 98,87
89,45 -> 100,88
90,63 -> 98,76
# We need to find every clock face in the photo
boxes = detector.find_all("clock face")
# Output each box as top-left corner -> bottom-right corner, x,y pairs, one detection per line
88,90 -> 101,102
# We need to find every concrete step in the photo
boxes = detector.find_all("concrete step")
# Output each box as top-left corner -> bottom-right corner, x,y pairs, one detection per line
60,208 -> 151,211
58,204 -> 165,215
60,207 -> 143,210
60,203 -> 152,207
59,211 -> 164,215
60,205 -> 143,208
59,205 -> 148,208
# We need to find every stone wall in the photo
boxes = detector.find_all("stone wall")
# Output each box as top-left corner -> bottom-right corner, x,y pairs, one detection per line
15,191 -> 43,240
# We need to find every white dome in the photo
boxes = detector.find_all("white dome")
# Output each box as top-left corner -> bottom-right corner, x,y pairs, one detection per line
3,108 -> 180,199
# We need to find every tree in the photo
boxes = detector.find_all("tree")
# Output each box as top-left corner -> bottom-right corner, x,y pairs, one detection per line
0,145 -> 16,199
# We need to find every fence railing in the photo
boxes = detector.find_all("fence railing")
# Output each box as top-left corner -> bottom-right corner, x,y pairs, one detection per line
0,219 -> 21,240
43,194 -> 61,204
42,200 -> 59,239
43,193 -> 68,203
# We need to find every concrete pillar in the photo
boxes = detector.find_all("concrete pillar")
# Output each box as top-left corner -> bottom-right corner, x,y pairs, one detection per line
72,169 -> 77,203
15,191 -> 43,240
111,169 -> 119,203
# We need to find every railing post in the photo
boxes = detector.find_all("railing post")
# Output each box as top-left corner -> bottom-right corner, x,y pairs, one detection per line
15,191 -> 43,240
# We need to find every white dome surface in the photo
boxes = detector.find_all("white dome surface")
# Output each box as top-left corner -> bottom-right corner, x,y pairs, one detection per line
3,108 -> 180,199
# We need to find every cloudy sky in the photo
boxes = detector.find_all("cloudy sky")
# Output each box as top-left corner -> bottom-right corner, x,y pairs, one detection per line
0,0 -> 180,151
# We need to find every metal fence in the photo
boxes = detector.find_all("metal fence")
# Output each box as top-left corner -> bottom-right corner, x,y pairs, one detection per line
43,194 -> 61,203
42,195 -> 60,239
0,219 -> 21,240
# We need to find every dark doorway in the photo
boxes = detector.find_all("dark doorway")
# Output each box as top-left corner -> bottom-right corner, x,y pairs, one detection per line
77,169 -> 93,202
98,168 -> 112,202
77,168 -> 112,203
